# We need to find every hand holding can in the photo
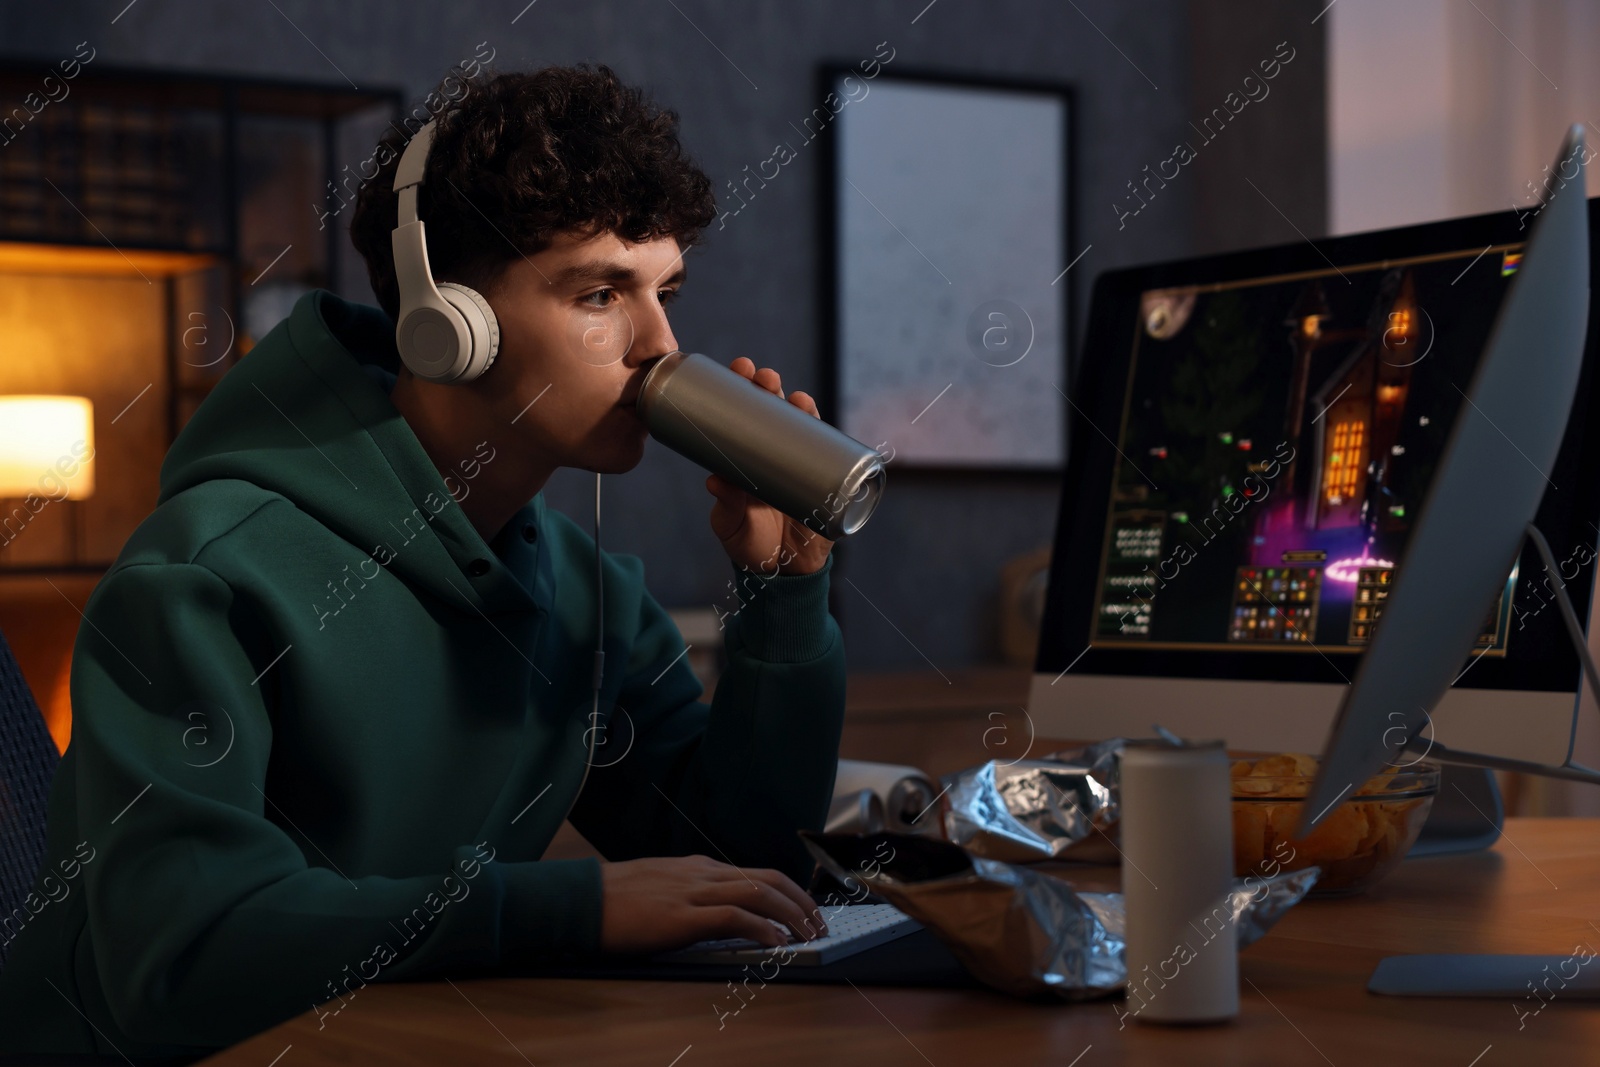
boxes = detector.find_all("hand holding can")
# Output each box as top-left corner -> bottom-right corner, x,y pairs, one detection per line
637,351 -> 887,554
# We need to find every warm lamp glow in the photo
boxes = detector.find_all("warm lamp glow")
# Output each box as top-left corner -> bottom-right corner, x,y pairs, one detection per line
0,395 -> 95,500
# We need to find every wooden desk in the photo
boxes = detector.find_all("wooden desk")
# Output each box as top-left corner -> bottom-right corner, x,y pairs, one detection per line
837,666 -> 1036,779
202,819 -> 1600,1065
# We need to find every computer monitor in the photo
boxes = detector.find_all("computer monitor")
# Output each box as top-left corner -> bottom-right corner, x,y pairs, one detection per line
1030,167 -> 1600,770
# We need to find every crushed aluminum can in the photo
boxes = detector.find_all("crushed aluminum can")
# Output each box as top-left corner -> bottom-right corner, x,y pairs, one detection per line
941,738 -> 1129,863
801,831 -> 1319,1001
826,788 -> 886,834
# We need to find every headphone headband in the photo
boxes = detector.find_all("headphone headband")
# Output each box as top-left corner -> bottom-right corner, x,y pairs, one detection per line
393,120 -> 437,206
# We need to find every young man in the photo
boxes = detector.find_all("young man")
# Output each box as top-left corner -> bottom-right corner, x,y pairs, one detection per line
0,64 -> 845,1060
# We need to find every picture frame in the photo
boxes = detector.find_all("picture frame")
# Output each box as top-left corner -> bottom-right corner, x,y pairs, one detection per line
818,65 -> 1075,470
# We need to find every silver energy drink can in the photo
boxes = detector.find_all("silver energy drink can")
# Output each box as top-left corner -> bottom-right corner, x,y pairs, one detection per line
637,351 -> 886,540
1118,739 -> 1240,1025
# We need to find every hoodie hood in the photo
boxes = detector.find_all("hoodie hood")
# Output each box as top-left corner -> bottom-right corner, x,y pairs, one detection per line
159,289 -> 544,615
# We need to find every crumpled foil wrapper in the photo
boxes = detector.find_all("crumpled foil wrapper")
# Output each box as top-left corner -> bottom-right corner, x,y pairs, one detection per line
802,831 -> 1318,1000
941,738 -> 1129,862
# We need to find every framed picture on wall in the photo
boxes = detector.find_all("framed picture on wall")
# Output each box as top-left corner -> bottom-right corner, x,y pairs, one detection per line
819,66 -> 1074,470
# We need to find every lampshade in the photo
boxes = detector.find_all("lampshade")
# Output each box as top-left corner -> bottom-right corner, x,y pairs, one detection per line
0,395 -> 95,500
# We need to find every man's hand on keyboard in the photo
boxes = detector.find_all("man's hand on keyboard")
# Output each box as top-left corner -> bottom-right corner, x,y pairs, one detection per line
598,855 -> 829,954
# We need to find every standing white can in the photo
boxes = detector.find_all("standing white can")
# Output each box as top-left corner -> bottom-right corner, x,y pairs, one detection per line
1118,739 -> 1239,1025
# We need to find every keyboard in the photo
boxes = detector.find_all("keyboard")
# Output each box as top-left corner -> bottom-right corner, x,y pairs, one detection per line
659,904 -> 922,967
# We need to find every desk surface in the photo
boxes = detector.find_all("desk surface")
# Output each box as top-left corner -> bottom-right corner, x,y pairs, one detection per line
202,818 -> 1600,1066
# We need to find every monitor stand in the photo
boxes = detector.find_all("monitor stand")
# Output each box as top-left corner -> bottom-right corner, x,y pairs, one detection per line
1408,764 -> 1503,857
1371,521 -> 1600,996
1395,524 -> 1600,790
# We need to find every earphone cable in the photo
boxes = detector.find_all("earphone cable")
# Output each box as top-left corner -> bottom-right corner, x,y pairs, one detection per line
557,473 -> 605,837
592,471 -> 605,731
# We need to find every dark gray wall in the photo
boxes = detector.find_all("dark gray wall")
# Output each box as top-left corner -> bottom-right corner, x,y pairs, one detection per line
1,0 -> 1325,671
1189,0 -> 1330,257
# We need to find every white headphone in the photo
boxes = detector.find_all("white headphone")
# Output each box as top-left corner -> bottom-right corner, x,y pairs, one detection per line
390,120 -> 501,383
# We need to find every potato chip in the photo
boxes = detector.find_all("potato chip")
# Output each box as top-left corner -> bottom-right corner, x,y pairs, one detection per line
1294,803 -> 1369,863
1250,754 -> 1303,778
1232,802 -> 1270,871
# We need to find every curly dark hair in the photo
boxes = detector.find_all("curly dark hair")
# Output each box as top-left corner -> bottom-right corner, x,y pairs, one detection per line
349,63 -> 717,322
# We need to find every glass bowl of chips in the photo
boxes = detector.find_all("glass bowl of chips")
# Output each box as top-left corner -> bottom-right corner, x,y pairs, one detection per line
1230,751 -> 1439,897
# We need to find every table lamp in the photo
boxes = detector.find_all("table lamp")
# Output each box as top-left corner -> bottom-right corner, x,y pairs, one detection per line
0,395 -> 96,562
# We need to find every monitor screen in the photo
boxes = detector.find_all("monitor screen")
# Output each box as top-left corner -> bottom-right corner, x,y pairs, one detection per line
1038,203 -> 1600,694
1096,248 -> 1521,652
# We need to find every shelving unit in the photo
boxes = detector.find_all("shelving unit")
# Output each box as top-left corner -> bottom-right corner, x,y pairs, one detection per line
0,62 -> 401,565
0,62 -> 402,748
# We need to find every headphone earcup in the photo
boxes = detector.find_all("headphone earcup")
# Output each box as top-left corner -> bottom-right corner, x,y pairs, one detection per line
396,300 -> 471,383
436,283 -> 501,383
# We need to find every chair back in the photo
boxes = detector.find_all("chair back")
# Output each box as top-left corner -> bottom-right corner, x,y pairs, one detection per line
0,628 -> 59,972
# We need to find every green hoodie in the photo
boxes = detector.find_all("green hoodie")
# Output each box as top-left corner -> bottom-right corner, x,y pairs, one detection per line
0,291 -> 846,1062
